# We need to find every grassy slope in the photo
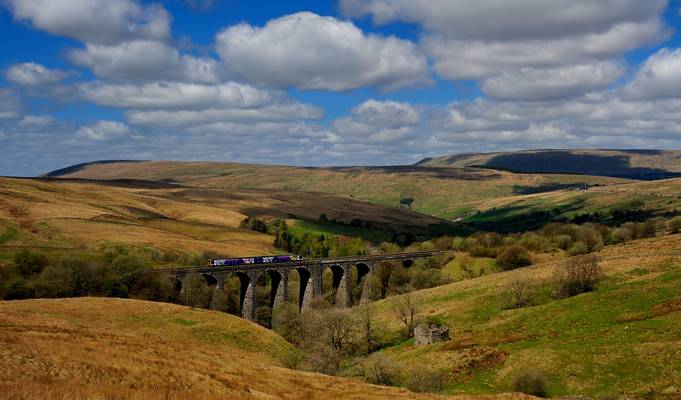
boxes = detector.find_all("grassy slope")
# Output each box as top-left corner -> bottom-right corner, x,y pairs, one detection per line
1,297 -> 532,400
49,160 -> 630,219
466,178 -> 681,229
0,177 -> 456,261
360,234 -> 681,398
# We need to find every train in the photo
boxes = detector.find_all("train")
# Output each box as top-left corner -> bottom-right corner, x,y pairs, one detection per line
209,255 -> 303,267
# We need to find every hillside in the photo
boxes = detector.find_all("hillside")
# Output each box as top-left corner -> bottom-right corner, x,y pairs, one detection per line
357,233 -> 681,398
416,149 -> 681,180
0,177 -> 456,261
1,297 -> 528,399
464,177 -> 681,232
44,160 -> 630,220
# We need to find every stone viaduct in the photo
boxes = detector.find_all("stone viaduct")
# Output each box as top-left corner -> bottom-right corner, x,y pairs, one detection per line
147,251 -> 445,321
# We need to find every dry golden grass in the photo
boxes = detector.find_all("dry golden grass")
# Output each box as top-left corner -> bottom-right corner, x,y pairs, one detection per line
0,298 -> 534,400
49,160 -> 628,219
0,177 -> 450,257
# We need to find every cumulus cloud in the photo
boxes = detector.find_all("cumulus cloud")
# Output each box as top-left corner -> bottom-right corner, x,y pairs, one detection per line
76,120 -> 133,141
341,0 -> 667,41
216,12 -> 430,91
69,40 -> 220,83
423,19 -> 667,80
332,99 -> 422,143
481,62 -> 625,101
127,103 -> 323,127
343,0 -> 670,102
5,63 -> 70,86
79,81 -> 280,110
4,0 -> 170,45
626,48 -> 681,99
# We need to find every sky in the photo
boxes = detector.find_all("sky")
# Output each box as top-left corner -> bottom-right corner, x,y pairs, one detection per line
1,0 -> 681,176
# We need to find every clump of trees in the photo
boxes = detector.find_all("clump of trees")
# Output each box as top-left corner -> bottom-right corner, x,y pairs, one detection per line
496,245 -> 532,271
273,220 -> 367,258
0,248 -> 179,302
239,216 -> 268,233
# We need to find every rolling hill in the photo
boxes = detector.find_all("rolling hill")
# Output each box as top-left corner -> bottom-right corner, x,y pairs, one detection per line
355,233 -> 681,398
0,177 -> 458,262
2,297 -> 525,399
44,159 -> 631,220
416,149 -> 681,180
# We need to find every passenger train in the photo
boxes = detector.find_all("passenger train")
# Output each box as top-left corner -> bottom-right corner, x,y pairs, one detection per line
209,255 -> 303,267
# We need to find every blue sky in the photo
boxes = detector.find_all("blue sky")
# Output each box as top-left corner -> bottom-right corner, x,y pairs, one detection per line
1,0 -> 681,176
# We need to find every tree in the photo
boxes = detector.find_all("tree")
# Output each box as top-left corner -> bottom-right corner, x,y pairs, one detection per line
612,227 -> 633,244
1,276 -> 33,300
14,249 -> 48,278
393,294 -> 421,337
33,266 -> 76,298
496,245 -> 532,271
358,306 -> 376,354
181,275 -> 213,308
103,277 -> 128,298
239,216 -> 268,233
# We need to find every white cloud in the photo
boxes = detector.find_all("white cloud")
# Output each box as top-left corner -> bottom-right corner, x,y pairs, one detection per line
332,99 -> 422,143
79,82 -> 280,110
76,120 -> 133,141
215,12 -> 430,91
341,0 -> 667,40
126,103 -> 323,127
5,0 -> 170,45
5,63 -> 70,86
423,19 -> 667,80
481,62 -> 625,101
626,48 -> 681,99
69,40 -> 219,83
18,115 -> 55,127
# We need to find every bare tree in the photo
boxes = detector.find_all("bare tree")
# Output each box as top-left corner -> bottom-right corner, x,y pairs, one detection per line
554,254 -> 602,298
393,293 -> 421,337
507,278 -> 533,308
358,306 -> 376,354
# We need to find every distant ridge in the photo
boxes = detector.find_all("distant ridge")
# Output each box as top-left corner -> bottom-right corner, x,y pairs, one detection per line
43,160 -> 145,178
415,149 -> 681,180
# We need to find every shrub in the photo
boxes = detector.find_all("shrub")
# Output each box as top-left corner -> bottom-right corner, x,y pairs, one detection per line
239,216 -> 268,233
669,216 -> 681,234
639,219 -> 658,238
404,367 -> 447,393
496,245 -> 532,271
552,234 -> 573,250
506,278 -> 534,309
361,353 -> 403,386
554,254 -> 602,298
1,276 -> 34,300
14,249 -> 48,278
612,227 -> 633,244
102,277 -> 128,298
567,241 -> 589,256
33,266 -> 76,298
512,369 -> 548,397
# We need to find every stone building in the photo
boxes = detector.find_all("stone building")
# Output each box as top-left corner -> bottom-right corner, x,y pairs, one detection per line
414,323 -> 450,345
